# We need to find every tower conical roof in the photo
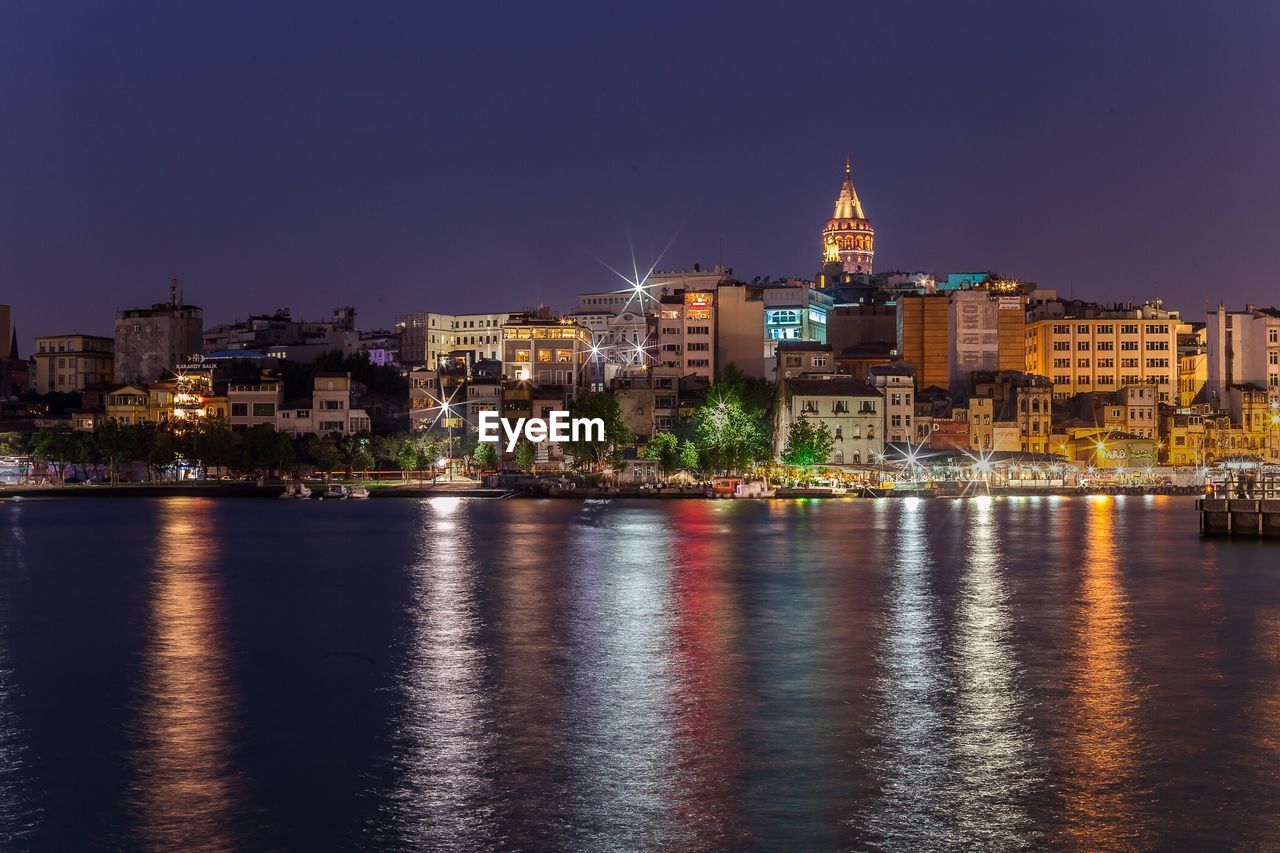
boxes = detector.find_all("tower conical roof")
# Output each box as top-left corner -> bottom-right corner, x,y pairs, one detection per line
832,157 -> 866,221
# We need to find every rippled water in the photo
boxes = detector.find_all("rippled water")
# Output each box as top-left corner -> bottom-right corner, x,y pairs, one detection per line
2,495 -> 1279,849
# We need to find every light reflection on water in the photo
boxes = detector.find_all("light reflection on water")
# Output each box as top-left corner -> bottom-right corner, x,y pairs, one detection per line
4,496 -> 1280,848
383,496 -> 494,850
1056,495 -> 1145,847
127,498 -> 244,850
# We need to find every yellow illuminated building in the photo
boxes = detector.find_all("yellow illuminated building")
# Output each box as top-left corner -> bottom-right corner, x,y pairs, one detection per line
896,294 -> 950,390
1026,315 -> 1180,403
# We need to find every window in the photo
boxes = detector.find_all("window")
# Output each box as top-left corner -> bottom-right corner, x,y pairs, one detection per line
1053,341 -> 1070,351
1120,324 -> 1139,335
252,403 -> 276,417
813,357 -> 828,367
1270,329 -> 1279,344
834,426 -> 843,439
1096,324 -> 1114,335
1077,359 -> 1090,368
891,414 -> 902,427
891,393 -> 902,406
1077,340 -> 1090,351
802,400 -> 818,413
1053,324 -> 1070,335
688,342 -> 709,351
1053,358 -> 1070,368
231,403 -> 248,417
1145,340 -> 1169,351
687,326 -> 710,335
1097,341 -> 1114,351
833,401 -> 849,414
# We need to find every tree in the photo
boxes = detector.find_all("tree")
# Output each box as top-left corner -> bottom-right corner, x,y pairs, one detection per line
781,416 -> 835,470
691,387 -> 770,474
94,419 -> 138,483
336,433 -> 374,477
147,429 -> 180,481
644,431 -> 681,476
472,441 -> 498,471
563,391 -> 633,469
397,437 -> 420,480
191,418 -> 238,479
304,435 -> 341,478
513,438 -> 536,472
679,440 -> 700,472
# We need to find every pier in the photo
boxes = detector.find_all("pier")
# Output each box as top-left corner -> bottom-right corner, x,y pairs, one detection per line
1198,473 -> 1280,537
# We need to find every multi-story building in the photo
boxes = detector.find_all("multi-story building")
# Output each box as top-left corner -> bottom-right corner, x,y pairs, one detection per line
1178,322 -> 1208,406
1205,304 -> 1280,407
776,341 -> 835,379
896,294 -> 950,391
114,280 -> 204,384
775,374 -> 883,466
227,377 -> 283,430
948,289 -> 1026,395
104,385 -> 152,425
569,293 -> 653,387
396,310 -> 510,369
964,397 -> 1021,453
1161,409 -> 1206,466
611,365 -> 681,442
500,314 -> 593,397
276,373 -> 371,437
33,334 -> 115,394
1025,300 -> 1181,403
715,281 -> 768,379
762,283 -> 831,380
657,291 -> 717,381
869,363 -> 915,445
968,371 -> 1054,453
148,373 -> 229,422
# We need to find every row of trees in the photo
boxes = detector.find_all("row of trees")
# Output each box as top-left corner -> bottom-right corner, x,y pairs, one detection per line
9,420 -> 467,483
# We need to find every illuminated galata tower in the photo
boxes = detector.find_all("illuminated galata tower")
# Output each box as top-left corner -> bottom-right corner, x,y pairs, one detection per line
821,158 -> 874,274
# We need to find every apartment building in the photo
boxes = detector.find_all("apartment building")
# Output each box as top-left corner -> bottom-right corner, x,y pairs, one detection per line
1025,302 -> 1180,403
33,334 -> 115,394
775,375 -> 883,466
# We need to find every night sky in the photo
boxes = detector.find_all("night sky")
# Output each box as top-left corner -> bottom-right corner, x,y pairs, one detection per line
3,1 -> 1278,353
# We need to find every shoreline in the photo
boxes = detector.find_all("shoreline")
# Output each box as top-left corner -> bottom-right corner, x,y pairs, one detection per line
0,482 -> 1205,500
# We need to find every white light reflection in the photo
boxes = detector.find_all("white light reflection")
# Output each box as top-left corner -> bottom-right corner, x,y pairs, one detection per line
387,496 -> 493,849
951,495 -> 1037,845
867,497 -> 949,843
561,506 -> 679,849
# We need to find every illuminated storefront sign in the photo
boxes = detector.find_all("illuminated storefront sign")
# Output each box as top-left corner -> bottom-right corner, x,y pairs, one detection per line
684,292 -> 712,310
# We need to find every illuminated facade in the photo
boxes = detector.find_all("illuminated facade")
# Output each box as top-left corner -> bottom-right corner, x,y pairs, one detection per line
1025,305 -> 1180,402
396,310 -> 509,369
657,291 -> 718,381
820,159 -> 874,275
774,375 -> 884,466
500,315 -> 593,395
1205,304 -> 1280,407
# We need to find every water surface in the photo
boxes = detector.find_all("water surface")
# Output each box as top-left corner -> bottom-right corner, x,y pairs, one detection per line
1,495 -> 1278,849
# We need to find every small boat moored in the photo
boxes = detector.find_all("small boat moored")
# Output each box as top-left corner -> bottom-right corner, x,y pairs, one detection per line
279,482 -> 312,500
348,485 -> 370,500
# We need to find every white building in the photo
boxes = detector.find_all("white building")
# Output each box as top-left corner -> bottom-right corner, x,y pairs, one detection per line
869,363 -> 915,445
276,373 -> 371,437
775,375 -> 883,466
1206,304 -> 1280,407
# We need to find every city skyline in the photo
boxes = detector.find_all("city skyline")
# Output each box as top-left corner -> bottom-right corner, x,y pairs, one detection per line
4,2 -> 1280,352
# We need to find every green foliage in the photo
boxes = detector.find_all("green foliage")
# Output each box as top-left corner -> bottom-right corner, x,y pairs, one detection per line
472,441 -> 499,471
396,438 -> 420,472
691,386 -> 770,474
513,438 -> 536,472
335,433 -> 375,475
679,439 -> 700,471
643,431 -> 681,473
303,435 -> 341,474
563,391 -> 634,469
781,416 -> 835,469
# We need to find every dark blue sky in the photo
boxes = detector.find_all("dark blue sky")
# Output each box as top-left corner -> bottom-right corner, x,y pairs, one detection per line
3,1 -> 1278,352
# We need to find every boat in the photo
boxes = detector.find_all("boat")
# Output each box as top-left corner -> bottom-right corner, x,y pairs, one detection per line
348,485 -> 370,500
733,478 -> 775,498
279,482 -> 312,500
321,485 -> 349,500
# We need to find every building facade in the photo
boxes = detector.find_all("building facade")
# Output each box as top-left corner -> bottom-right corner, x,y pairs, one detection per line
775,375 -> 883,466
33,334 -> 115,394
1025,303 -> 1180,403
114,282 -> 204,385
